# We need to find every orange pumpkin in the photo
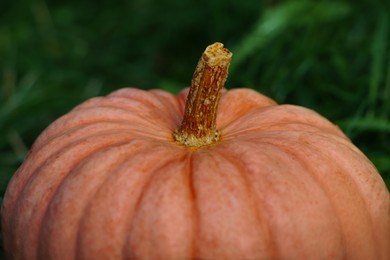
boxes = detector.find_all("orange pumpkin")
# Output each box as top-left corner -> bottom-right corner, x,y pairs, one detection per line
1,43 -> 389,259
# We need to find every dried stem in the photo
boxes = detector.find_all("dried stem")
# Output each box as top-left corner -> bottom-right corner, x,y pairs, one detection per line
173,42 -> 232,147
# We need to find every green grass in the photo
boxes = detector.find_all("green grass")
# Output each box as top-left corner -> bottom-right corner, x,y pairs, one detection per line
0,0 -> 389,255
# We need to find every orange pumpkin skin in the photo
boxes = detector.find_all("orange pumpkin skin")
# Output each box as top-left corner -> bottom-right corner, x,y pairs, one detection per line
1,87 -> 390,259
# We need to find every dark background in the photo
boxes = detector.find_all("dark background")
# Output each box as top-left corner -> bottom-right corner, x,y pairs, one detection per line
0,0 -> 389,255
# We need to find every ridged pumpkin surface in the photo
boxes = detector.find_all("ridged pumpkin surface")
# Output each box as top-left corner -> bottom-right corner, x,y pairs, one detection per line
2,87 -> 390,259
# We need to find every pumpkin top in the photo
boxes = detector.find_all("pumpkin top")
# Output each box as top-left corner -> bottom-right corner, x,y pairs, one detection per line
2,43 -> 389,259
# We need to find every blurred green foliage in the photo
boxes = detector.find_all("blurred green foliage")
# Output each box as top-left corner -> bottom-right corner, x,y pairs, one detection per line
0,0 -> 389,245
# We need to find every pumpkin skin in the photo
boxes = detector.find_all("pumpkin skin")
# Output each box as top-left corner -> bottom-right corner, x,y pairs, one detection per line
1,87 -> 390,259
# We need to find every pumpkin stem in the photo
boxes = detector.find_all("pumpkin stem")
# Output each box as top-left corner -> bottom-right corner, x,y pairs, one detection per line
174,42 -> 232,147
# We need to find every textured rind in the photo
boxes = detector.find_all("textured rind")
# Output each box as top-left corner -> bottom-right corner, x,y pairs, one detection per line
2,88 -> 389,259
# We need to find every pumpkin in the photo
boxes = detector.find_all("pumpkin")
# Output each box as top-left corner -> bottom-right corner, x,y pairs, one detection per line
1,42 -> 389,260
